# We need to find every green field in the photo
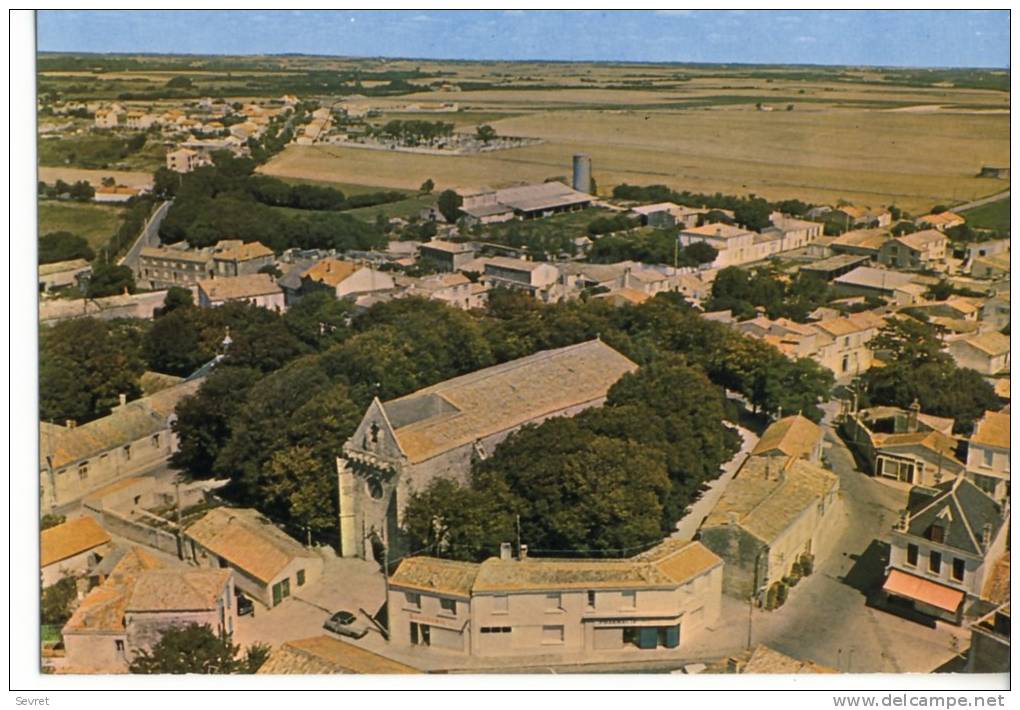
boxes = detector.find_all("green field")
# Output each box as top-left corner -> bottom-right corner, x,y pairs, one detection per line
38,200 -> 124,249
961,198 -> 1010,234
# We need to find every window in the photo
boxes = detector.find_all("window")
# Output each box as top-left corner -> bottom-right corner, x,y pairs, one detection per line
929,551 -> 942,574
115,640 -> 125,653
587,591 -> 597,609
480,626 -> 512,634
929,525 -> 945,544
123,445 -> 132,461
621,590 -> 637,609
151,434 -> 160,448
542,625 -> 564,644
440,598 -> 457,615
983,449 -> 994,469
493,594 -> 509,613
545,593 -> 562,611
405,592 -> 421,609
78,463 -> 89,480
297,569 -> 306,587
906,544 -> 918,567
952,558 -> 965,582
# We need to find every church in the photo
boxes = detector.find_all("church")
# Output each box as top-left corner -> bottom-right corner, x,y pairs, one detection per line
336,339 -> 638,559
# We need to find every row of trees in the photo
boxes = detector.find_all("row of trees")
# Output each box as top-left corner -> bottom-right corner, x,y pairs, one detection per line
38,180 -> 95,201
373,119 -> 454,146
612,184 -> 811,232
588,230 -> 717,267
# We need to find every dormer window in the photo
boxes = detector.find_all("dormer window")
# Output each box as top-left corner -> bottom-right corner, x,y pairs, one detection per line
928,525 -> 945,544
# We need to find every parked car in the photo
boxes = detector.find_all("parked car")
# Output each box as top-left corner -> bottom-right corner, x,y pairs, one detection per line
236,591 -> 255,617
323,610 -> 369,639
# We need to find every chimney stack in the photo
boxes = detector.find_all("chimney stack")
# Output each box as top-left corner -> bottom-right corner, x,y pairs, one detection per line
499,542 -> 513,561
119,393 -> 127,407
897,509 -> 909,531
65,419 -> 76,429
907,399 -> 920,433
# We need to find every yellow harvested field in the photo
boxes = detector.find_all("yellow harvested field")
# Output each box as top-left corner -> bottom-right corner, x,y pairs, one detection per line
38,166 -> 154,188
262,107 -> 1009,213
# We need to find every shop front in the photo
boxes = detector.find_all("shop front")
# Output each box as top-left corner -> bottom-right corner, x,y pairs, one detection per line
882,569 -> 965,624
587,616 -> 683,651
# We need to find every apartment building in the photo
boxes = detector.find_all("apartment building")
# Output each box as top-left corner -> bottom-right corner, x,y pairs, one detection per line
966,410 -> 1010,500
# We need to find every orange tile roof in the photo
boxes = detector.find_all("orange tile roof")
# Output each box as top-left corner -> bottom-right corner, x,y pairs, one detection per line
302,258 -> 359,287
258,636 -> 419,674
751,415 -> 822,459
971,410 -> 1010,450
41,517 -> 111,568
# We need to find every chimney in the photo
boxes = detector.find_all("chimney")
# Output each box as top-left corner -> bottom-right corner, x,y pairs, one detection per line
519,544 -> 528,561
499,542 -> 512,561
119,393 -> 127,407
65,419 -> 76,429
907,399 -> 920,433
897,509 -> 909,532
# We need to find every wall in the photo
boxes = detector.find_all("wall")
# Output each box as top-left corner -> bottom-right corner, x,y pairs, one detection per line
699,524 -> 766,599
966,625 -> 1010,672
63,631 -> 128,672
88,507 -> 181,557
42,548 -> 100,588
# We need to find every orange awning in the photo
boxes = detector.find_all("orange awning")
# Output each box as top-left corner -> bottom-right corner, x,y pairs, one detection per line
883,569 -> 964,613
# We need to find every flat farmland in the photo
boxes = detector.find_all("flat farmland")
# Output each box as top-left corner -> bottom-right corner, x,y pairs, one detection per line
38,166 -> 156,188
262,106 -> 1009,213
37,201 -> 124,249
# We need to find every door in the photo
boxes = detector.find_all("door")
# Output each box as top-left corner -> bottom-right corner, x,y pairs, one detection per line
272,582 -> 282,606
411,622 -> 430,646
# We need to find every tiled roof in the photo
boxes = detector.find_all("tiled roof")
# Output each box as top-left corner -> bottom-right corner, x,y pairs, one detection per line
741,645 -> 837,674
917,211 -> 964,227
302,258 -> 358,287
126,569 -> 230,612
834,266 -> 913,291
420,239 -> 474,255
953,331 -> 1011,356
830,228 -> 890,251
970,410 -> 1010,450
905,477 -> 1006,555
391,540 -> 720,597
894,229 -> 946,252
388,556 -> 481,598
63,547 -> 163,633
380,340 -> 638,464
681,223 -> 752,240
39,379 -> 203,470
702,456 -> 839,544
751,415 -> 822,460
139,371 -> 184,396
981,555 -> 1010,605
41,517 -> 111,568
197,273 -> 282,301
185,508 -> 317,584
258,636 -> 419,674
874,430 -> 962,465
39,259 -> 91,276
213,240 -> 274,262
494,181 -> 593,213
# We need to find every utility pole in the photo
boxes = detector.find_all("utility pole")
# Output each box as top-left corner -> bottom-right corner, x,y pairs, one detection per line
746,593 -> 754,650
515,514 -> 522,558
174,478 -> 184,560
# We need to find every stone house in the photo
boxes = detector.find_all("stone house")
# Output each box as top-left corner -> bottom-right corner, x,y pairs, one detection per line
39,379 -> 203,511
480,257 -> 561,301
387,539 -> 722,657
196,273 -> 286,312
136,244 -> 215,290
300,257 -> 396,301
418,240 -> 477,271
337,340 -> 638,560
966,410 -> 1010,500
810,310 -> 886,377
62,547 -> 234,673
883,477 -> 1009,624
749,414 -> 823,464
877,230 -> 948,271
678,223 -> 757,268
184,507 -> 323,609
165,147 -> 212,173
698,454 -> 840,603
41,516 -> 112,588
915,211 -> 965,232
211,240 -> 275,277
970,253 -> 1010,280
39,259 -> 92,293
946,331 -> 1011,375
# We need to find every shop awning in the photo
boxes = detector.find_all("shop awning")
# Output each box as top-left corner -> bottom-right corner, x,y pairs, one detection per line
883,569 -> 964,613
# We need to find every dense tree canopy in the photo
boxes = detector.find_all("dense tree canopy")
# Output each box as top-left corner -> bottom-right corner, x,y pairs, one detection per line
129,624 -> 266,674
38,231 -> 95,264
706,266 -> 831,322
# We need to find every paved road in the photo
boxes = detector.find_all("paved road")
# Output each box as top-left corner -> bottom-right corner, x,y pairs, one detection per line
118,199 -> 171,273
954,190 -> 1009,213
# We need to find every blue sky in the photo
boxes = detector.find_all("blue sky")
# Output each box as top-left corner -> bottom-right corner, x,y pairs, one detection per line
37,10 -> 1010,68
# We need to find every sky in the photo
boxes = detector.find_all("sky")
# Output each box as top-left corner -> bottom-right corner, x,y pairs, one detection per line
37,10 -> 1010,69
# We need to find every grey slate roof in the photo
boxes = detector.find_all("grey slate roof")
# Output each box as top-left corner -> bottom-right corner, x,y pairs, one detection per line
906,477 -> 1006,556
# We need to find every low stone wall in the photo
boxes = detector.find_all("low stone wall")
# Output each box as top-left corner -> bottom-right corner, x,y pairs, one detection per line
86,507 -> 180,557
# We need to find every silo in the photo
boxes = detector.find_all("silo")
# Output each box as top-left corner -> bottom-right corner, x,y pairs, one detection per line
572,154 -> 592,193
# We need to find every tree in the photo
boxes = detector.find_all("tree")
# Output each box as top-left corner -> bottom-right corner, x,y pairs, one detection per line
419,178 -> 435,194
40,513 -> 66,531
160,286 -> 194,315
86,263 -> 136,298
41,576 -> 78,627
129,624 -> 241,674
436,189 -> 463,223
475,125 -> 497,143
166,76 -> 193,89
38,231 -> 94,264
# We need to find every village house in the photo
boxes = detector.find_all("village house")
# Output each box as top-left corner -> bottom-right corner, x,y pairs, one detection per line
125,111 -> 159,130
946,331 -> 1011,376
883,477 -> 1009,624
211,240 -> 275,277
735,316 -> 819,360
697,451 -> 839,604
828,228 -> 890,262
165,147 -> 213,173
258,636 -> 419,674
630,202 -> 708,229
480,257 -> 561,301
337,340 -> 638,559
39,378 -> 203,511
300,257 -> 396,301
418,240 -> 477,271
41,516 -> 113,587
196,273 -> 286,312
39,259 -> 92,293
750,414 -> 824,463
137,243 -> 216,290
877,230 -> 948,272
62,546 -> 235,673
979,291 -> 1010,332
39,290 -> 175,325
810,310 -> 886,377
387,539 -> 722,657
764,212 -> 824,251
94,108 -> 120,128
832,266 -> 926,305
840,403 -> 964,487
184,507 -> 323,609
971,253 -> 1010,280
591,287 -> 651,307
678,223 -> 757,268
829,205 -> 892,229
915,211 -> 965,232
395,272 -> 484,311
966,410 -> 1010,500
799,254 -> 871,282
